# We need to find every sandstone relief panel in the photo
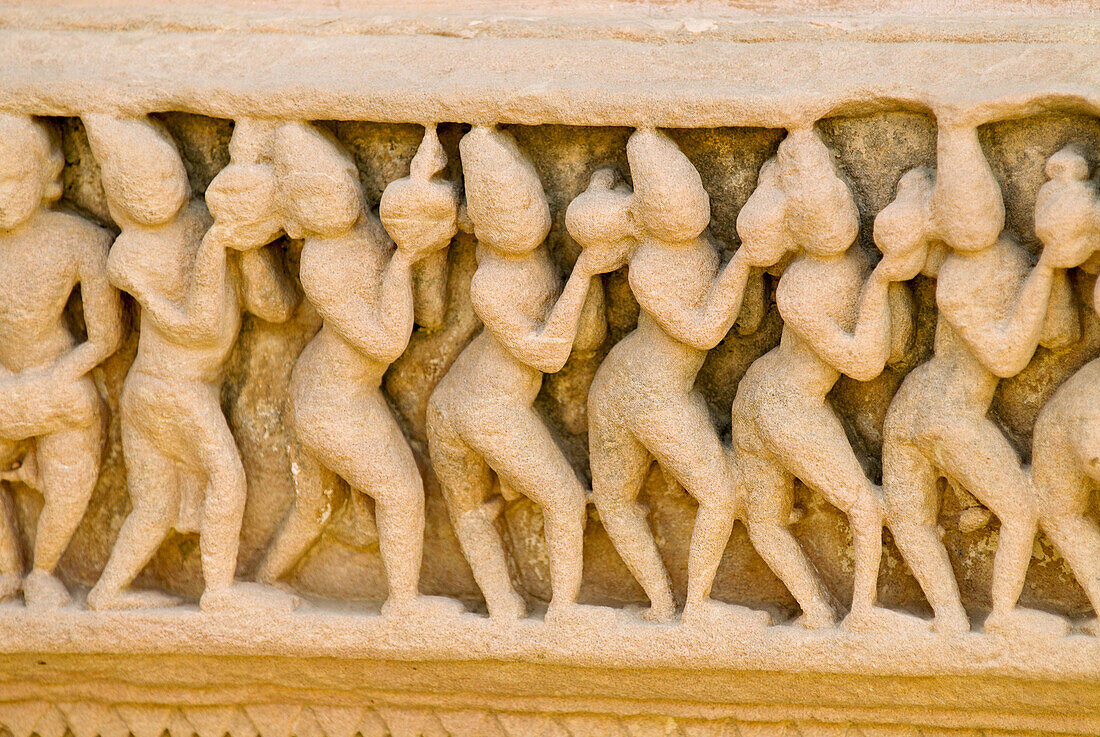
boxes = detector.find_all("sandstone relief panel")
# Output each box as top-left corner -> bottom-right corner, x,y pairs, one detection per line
0,107 -> 1094,642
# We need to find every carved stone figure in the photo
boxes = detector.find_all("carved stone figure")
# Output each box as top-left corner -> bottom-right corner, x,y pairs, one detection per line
255,122 -> 464,617
730,127 -> 922,630
426,125 -> 617,622
583,129 -> 770,625
1028,147 -> 1100,634
0,114 -> 122,608
881,122 -> 1084,636
84,114 -> 300,612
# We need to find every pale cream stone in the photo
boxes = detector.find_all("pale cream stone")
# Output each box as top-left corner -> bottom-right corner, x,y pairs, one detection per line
0,2 -> 1098,733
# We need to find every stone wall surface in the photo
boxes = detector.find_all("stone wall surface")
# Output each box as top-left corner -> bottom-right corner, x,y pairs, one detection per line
0,1 -> 1099,734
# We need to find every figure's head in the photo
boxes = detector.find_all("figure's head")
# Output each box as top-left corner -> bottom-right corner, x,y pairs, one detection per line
1034,145 -> 1100,270
626,128 -> 710,244
83,114 -> 190,227
930,123 -> 1004,253
459,126 -> 551,255
775,128 -> 859,257
565,167 -> 636,273
380,124 -> 460,259
205,162 -> 283,250
736,157 -> 793,268
0,114 -> 64,231
274,122 -> 362,239
873,167 -> 937,281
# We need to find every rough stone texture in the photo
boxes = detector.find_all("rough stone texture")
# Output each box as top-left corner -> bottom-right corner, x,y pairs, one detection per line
32,111 -> 1094,620
2,2 -> 1100,733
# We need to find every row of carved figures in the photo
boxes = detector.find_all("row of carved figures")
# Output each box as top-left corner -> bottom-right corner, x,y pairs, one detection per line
0,111 -> 1097,637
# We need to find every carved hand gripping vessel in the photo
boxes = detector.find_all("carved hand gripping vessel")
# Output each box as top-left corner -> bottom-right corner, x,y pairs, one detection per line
1,2 -> 1100,734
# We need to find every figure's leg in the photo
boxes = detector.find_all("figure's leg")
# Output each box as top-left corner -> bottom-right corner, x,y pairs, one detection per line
333,395 -> 462,618
939,418 -> 1067,636
428,402 -> 524,620
638,394 -> 764,625
472,406 -> 593,622
254,448 -> 344,584
883,434 -> 966,633
189,395 -> 298,613
741,445 -> 836,629
87,425 -> 181,611
0,440 -> 25,600
589,400 -> 673,621
1033,413 -> 1100,625
764,401 -> 888,625
24,419 -> 105,608
0,495 -> 19,601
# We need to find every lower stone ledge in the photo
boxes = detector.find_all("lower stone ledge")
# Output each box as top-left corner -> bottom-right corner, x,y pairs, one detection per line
0,604 -> 1097,735
2,701 -> 1089,737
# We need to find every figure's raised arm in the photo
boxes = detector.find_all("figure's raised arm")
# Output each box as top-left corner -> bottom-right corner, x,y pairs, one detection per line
237,246 -> 299,324
85,113 -> 231,345
470,254 -> 601,374
1035,147 -> 1098,349
779,262 -> 892,381
57,224 -> 123,380
942,146 -> 1099,377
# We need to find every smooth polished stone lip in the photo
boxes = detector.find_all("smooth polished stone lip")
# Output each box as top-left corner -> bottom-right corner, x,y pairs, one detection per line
1,27 -> 1099,128
0,602 -> 1096,683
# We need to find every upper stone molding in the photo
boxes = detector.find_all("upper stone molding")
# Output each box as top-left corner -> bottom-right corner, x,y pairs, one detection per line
1,2 -> 1098,127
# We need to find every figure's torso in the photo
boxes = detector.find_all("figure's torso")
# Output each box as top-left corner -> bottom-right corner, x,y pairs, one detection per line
0,209 -> 101,372
437,246 -> 561,407
116,200 -> 241,384
295,217 -> 394,391
602,236 -> 719,396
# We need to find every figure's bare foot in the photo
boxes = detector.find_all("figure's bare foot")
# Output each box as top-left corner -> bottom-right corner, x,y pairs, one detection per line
682,598 -> 771,628
932,607 -> 971,635
545,602 -> 619,628
842,606 -> 933,634
23,569 -> 71,609
486,592 -> 526,622
791,607 -> 837,630
0,573 -> 21,602
983,607 -> 1071,638
641,600 -> 677,624
199,582 -> 300,614
382,595 -> 465,620
87,585 -> 182,611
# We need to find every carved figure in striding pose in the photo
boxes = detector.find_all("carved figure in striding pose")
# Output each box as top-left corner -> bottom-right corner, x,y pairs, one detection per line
731,127 -> 924,630
882,122 -> 1084,636
427,126 -> 620,622
85,114 -> 299,612
256,122 -> 464,618
582,129 -> 772,625
0,114 -> 123,607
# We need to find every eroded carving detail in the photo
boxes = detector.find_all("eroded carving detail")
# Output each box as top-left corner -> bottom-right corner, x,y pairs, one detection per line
255,122 -> 463,618
0,106 -> 1092,648
0,114 -> 121,609
83,114 -> 299,612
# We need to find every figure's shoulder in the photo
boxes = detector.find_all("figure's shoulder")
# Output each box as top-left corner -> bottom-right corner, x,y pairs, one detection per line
991,235 -> 1031,273
40,209 -> 112,246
